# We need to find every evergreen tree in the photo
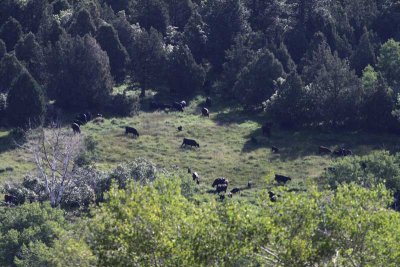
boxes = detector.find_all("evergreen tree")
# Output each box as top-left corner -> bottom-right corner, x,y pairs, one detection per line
15,32 -> 46,86
69,9 -> 96,37
7,70 -> 46,127
233,49 -> 284,107
0,53 -> 24,93
50,34 -> 113,110
165,0 -> 193,30
129,28 -> 167,97
112,11 -> 136,56
304,42 -> 363,127
270,42 -> 296,74
204,0 -> 250,73
351,28 -> 377,75
0,17 -> 23,52
183,10 -> 207,63
167,43 -> 205,96
134,0 -> 169,35
267,72 -> 307,128
52,0 -> 70,15
96,23 -> 129,83
377,39 -> 400,87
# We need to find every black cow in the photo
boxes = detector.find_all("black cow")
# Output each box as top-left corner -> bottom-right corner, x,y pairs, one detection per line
205,97 -> 212,107
125,126 -> 139,138
73,120 -> 83,126
262,122 -> 273,137
275,174 -> 292,185
178,126 -> 183,131
180,101 -> 187,108
181,138 -> 200,148
173,102 -> 184,112
212,177 -> 228,187
188,167 -> 192,174
192,172 -> 199,181
71,123 -> 81,134
216,183 -> 228,194
230,187 -> 240,194
268,191 -> 277,202
85,112 -> 92,122
319,146 -> 332,154
201,107 -> 209,117
271,146 -> 279,153
247,181 -> 253,188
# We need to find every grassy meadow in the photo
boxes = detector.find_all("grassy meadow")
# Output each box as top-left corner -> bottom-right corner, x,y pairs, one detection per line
1,95 -> 399,200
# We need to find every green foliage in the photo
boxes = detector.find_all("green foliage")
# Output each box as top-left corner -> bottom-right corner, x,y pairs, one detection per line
167,43 -> 205,96
325,151 -> 400,194
51,34 -> 113,110
183,9 -> 207,63
165,0 -> 193,30
361,65 -> 378,92
129,27 -> 167,97
0,39 -> 5,59
96,23 -> 129,83
134,0 -> 170,34
68,9 -> 96,37
233,49 -> 284,107
267,72 -> 307,128
0,53 -> 24,93
351,28 -> 377,75
377,39 -> 400,87
107,92 -> 140,116
0,17 -> 22,52
303,41 -> 362,127
7,70 -> 46,128
0,202 -> 66,267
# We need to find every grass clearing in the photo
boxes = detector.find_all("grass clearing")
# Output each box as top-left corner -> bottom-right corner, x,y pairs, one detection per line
1,97 -> 399,200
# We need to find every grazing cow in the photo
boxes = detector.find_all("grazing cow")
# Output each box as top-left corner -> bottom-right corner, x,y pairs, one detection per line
212,177 -> 228,187
271,146 -> 279,153
205,97 -> 212,107
268,191 -> 277,202
73,119 -> 83,126
173,102 -> 184,112
247,181 -> 253,188
201,107 -> 210,117
181,138 -> 200,148
180,101 -> 187,108
85,112 -> 92,122
71,123 -> 81,134
125,126 -> 139,138
216,183 -> 228,194
251,137 -> 258,145
275,174 -> 292,185
178,126 -> 183,131
230,187 -> 240,195
262,122 -> 273,137
319,146 -> 332,154
192,172 -> 199,181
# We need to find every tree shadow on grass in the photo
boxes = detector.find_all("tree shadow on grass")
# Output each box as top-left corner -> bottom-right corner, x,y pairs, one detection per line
0,131 -> 17,153
241,128 -> 400,161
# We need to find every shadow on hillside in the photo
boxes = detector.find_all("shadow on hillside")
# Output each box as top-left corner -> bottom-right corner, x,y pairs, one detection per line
241,128 -> 400,161
0,132 -> 17,153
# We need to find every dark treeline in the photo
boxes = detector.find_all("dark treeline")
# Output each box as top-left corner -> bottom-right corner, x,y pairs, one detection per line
1,0 -> 400,130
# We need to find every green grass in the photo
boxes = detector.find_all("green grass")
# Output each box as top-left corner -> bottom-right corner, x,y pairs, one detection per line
1,96 -> 399,200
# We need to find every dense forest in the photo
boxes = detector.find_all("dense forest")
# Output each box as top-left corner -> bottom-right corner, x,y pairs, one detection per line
1,0 -> 400,266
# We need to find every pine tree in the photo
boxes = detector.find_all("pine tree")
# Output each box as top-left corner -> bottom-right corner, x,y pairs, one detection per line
15,32 -> 46,86
165,0 -> 193,30
183,10 -> 207,63
96,23 -> 129,83
233,49 -> 284,107
69,9 -> 96,37
0,17 -> 23,52
135,0 -> 170,35
351,28 -> 377,75
167,43 -> 205,96
0,53 -> 24,93
7,70 -> 46,127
